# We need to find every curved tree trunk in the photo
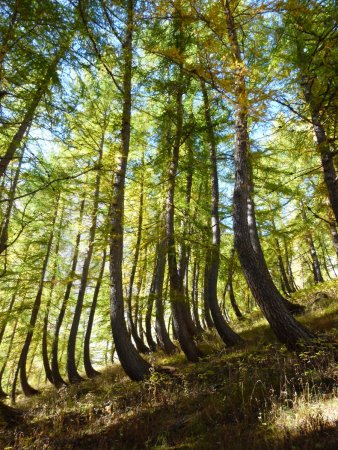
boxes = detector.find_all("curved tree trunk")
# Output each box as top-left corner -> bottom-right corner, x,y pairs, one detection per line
224,0 -> 315,350
283,236 -> 298,292
203,249 -> 214,329
309,235 -> 324,283
125,174 -> 149,354
0,272 -> 21,348
83,249 -> 106,378
223,246 -> 243,319
51,199 -> 85,388
165,69 -> 201,361
154,236 -> 176,354
247,180 -> 303,314
191,256 -> 204,333
0,149 -> 24,255
13,194 -> 59,399
109,0 -> 151,381
145,254 -> 158,352
42,205 -> 64,385
67,126 -> 105,384
0,318 -> 18,398
201,80 -> 243,346
301,206 -> 324,283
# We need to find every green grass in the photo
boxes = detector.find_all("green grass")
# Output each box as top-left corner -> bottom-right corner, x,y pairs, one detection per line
1,282 -> 337,449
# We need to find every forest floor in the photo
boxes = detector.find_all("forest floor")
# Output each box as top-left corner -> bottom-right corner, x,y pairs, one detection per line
1,281 -> 337,450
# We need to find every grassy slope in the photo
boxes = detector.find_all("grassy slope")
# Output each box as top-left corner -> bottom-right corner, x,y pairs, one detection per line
1,282 -> 337,450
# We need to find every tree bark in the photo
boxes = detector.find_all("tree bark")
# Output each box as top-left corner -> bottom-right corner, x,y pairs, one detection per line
42,205 -> 64,385
125,174 -> 149,354
67,127 -> 104,384
51,199 -> 85,388
165,77 -> 201,361
0,149 -> 24,255
13,194 -> 59,400
154,235 -> 176,354
83,249 -> 106,378
223,246 -> 243,319
201,80 -> 243,346
109,0 -> 151,381
301,206 -> 324,283
0,318 -> 18,398
145,253 -> 158,352
223,0 -> 315,350
203,249 -> 214,329
191,256 -> 204,333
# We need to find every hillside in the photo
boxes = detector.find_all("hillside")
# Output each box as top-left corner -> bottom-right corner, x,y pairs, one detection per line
1,283 -> 337,450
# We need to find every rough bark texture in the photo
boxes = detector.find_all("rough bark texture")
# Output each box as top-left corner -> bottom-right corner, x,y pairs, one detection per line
202,80 -> 243,346
109,0 -> 151,381
224,0 -> 315,350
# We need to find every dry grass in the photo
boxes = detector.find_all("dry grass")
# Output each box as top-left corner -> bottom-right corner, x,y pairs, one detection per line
1,282 -> 337,449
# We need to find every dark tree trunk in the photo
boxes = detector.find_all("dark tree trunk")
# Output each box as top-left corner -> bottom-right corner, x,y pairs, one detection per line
145,254 -> 158,352
275,237 -> 295,295
51,199 -> 85,388
178,141 -> 200,339
283,236 -> 298,292
203,250 -> 215,329
293,33 -> 338,223
0,276 -> 20,347
202,81 -> 243,346
247,177 -> 303,313
67,126 -> 105,384
12,195 -> 59,400
223,246 -> 243,319
83,249 -> 106,378
42,205 -> 64,385
191,257 -> 204,333
309,235 -> 324,283
154,236 -> 176,354
0,318 -> 18,398
165,75 -> 201,362
133,248 -> 148,348
126,175 -> 149,354
109,0 -> 151,381
0,150 -> 23,255
301,206 -> 324,283
224,0 -> 315,350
